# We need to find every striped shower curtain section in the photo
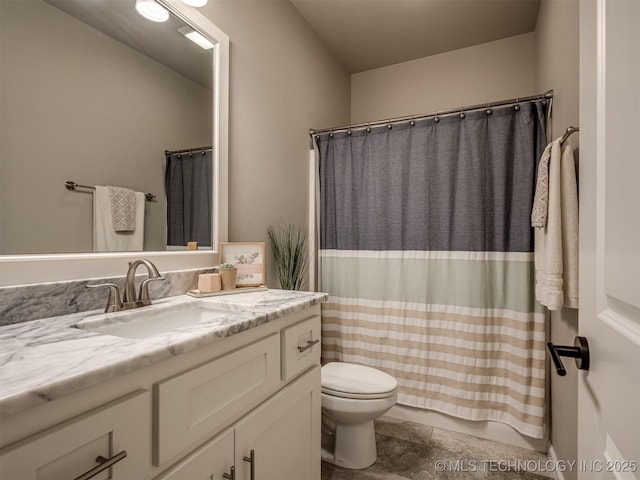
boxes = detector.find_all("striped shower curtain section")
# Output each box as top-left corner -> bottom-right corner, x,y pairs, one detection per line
316,101 -> 548,438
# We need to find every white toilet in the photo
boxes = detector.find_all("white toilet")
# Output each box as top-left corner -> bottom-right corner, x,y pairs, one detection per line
321,362 -> 398,469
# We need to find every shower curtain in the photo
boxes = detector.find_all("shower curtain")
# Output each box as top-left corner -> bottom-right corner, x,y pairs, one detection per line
165,150 -> 213,248
316,101 -> 548,438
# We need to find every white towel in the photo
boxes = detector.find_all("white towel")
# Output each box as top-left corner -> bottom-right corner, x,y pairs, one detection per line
532,138 -> 579,310
93,186 -> 145,252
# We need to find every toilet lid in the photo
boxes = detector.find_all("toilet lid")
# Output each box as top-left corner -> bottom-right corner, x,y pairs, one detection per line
321,362 -> 397,398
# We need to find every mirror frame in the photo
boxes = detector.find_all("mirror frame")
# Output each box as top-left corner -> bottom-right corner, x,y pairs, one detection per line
0,0 -> 229,286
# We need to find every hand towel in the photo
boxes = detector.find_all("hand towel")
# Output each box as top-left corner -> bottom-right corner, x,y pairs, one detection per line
531,142 -> 554,228
532,138 -> 579,310
94,186 -> 145,252
108,186 -> 137,232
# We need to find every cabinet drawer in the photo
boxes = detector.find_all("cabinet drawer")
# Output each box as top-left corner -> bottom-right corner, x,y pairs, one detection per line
0,390 -> 150,480
281,315 -> 321,381
154,334 -> 280,466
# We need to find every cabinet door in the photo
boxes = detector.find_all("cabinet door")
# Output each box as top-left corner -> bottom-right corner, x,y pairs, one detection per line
0,390 -> 150,480
154,334 -> 280,466
234,366 -> 320,480
155,428 -> 233,480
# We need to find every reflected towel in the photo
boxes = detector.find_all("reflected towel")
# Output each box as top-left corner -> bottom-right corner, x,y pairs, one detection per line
532,138 -> 579,310
108,186 -> 136,232
94,186 -> 145,252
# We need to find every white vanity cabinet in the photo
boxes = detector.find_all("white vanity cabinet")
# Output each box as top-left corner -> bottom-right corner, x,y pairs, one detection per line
154,334 -> 282,466
0,301 -> 322,480
156,366 -> 320,480
154,311 -> 321,480
0,390 -> 150,480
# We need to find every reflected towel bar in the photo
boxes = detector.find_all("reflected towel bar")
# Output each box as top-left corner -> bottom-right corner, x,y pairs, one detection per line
65,181 -> 156,201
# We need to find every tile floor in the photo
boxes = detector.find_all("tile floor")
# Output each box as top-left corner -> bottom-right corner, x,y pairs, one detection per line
321,416 -> 554,480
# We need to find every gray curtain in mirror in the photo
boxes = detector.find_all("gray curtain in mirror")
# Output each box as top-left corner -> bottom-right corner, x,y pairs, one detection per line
165,151 -> 213,248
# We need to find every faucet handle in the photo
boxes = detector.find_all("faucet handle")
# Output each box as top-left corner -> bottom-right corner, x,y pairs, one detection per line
87,283 -> 123,313
138,277 -> 165,306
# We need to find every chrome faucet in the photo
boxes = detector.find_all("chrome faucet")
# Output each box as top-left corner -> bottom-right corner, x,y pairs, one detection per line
87,259 -> 164,313
123,259 -> 164,309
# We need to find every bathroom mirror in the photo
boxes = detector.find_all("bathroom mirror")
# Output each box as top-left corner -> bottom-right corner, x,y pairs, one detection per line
0,0 -> 229,285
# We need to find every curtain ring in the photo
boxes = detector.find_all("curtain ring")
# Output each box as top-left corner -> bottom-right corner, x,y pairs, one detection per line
459,108 -> 465,119
486,109 -> 492,115
366,127 -> 371,133
410,120 -> 415,127
347,130 -> 352,136
434,116 -> 439,123
329,132 -> 334,138
177,153 -> 182,159
387,124 -> 392,130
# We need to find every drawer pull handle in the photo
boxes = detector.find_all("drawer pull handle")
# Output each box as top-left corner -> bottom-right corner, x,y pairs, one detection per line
222,465 -> 235,479
297,339 -> 320,353
243,449 -> 255,480
73,450 -> 127,480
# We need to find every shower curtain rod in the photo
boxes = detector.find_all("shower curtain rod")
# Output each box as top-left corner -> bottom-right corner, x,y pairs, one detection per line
309,90 -> 554,137
165,145 -> 212,156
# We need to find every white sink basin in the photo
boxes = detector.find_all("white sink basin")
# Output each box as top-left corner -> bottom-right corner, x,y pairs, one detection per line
73,299 -> 252,339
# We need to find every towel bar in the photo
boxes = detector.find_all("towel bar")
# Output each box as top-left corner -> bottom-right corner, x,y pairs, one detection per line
65,180 -> 156,201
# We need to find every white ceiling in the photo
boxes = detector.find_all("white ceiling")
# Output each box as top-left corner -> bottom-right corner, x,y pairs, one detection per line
290,0 -> 541,74
47,0 -> 541,84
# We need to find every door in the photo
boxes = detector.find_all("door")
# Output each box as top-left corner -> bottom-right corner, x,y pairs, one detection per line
578,0 -> 640,477
234,366 -> 321,480
0,390 -> 150,480
155,428 -> 234,480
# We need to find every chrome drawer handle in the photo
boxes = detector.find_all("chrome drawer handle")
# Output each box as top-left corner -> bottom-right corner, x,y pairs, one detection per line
243,449 -> 255,480
73,450 -> 127,480
297,339 -> 320,353
222,465 -> 235,479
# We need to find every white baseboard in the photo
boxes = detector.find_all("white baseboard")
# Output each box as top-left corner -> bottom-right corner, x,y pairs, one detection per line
547,443 -> 563,480
387,404 -> 548,453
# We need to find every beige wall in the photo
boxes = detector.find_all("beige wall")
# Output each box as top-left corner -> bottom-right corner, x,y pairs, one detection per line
0,0 -> 211,254
351,33 -> 536,123
199,1 -> 351,287
535,0 -> 580,475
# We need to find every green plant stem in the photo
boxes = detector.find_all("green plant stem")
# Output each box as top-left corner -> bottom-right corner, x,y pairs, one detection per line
267,223 -> 308,290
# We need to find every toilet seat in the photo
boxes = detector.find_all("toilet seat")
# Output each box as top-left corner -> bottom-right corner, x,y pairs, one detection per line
321,362 -> 397,400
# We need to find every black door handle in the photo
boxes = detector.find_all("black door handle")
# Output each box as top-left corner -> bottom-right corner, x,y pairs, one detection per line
547,336 -> 590,376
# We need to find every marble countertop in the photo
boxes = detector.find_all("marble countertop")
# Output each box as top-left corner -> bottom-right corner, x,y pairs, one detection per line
0,289 -> 327,419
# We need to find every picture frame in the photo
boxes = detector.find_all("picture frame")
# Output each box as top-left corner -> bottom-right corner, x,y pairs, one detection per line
218,242 -> 266,287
